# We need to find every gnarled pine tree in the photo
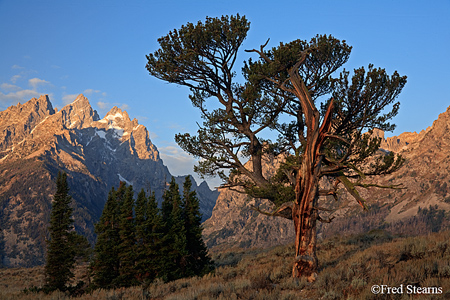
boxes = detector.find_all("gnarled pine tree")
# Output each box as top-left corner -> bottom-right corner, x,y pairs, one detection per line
146,14 -> 406,280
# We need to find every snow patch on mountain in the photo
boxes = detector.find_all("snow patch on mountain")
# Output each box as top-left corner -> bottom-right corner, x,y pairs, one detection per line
95,129 -> 106,140
105,112 -> 124,120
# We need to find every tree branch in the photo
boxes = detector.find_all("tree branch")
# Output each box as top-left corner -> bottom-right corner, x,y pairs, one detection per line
251,202 -> 294,220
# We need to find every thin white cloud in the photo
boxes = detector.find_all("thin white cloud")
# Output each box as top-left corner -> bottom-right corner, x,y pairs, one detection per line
158,142 -> 220,187
62,94 -> 78,105
16,90 -> 39,98
162,145 -> 184,156
96,101 -> 130,113
84,89 -> 101,95
168,122 -> 186,131
0,83 -> 21,92
11,75 -> 21,84
11,65 -> 25,70
97,101 -> 109,109
0,71 -> 52,108
136,115 -> 149,122
0,90 -> 40,106
149,131 -> 159,140
159,143 -> 196,175
29,78 -> 50,90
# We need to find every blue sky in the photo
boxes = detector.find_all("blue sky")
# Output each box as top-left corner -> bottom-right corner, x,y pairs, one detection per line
1,0 -> 449,188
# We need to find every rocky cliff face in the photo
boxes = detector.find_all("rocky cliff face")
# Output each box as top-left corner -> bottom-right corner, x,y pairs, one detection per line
370,106 -> 450,222
0,95 -> 55,155
203,106 -> 450,250
372,128 -> 428,153
0,94 -> 218,267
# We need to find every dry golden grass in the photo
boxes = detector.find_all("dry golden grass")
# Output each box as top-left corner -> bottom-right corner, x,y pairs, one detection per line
2,230 -> 450,299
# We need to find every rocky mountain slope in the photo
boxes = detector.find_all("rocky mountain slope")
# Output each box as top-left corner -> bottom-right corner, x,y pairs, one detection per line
362,106 -> 450,221
203,106 -> 450,250
0,94 -> 218,267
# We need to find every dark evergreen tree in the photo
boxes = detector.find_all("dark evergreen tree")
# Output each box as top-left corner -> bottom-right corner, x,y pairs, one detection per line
91,184 -> 124,288
134,188 -> 148,281
44,172 -> 77,291
182,176 -> 213,276
91,179 -> 212,288
116,185 -> 137,287
70,233 -> 92,264
160,177 -> 188,281
135,189 -> 163,283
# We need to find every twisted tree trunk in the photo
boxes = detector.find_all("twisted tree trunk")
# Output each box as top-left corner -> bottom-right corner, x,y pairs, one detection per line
289,70 -> 334,281
292,156 -> 321,281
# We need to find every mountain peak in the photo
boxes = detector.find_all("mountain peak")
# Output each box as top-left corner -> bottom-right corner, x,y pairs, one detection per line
66,94 -> 92,110
430,105 -> 450,132
72,93 -> 89,104
104,106 -> 131,123
32,94 -> 51,104
59,94 -> 100,129
9,94 -> 54,115
0,94 -> 55,152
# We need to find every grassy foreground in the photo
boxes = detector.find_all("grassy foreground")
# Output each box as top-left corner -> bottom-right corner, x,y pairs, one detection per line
1,230 -> 450,299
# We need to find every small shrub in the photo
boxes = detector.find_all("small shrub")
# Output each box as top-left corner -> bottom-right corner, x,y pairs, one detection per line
249,271 -> 273,290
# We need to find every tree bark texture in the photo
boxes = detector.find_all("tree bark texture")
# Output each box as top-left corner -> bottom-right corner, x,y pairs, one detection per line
289,70 -> 334,281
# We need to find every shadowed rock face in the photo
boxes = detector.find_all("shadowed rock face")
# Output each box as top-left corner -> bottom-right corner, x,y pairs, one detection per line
203,106 -> 450,250
0,94 -> 218,267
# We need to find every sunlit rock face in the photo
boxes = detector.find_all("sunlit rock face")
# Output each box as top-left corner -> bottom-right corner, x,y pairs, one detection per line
0,94 -> 218,267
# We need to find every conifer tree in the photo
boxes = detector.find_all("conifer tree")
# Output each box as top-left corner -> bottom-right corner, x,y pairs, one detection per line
135,189 -> 147,242
117,185 -> 137,287
45,172 -> 77,291
160,177 -> 188,281
182,176 -> 213,276
91,184 -> 123,288
135,188 -> 148,280
135,189 -> 163,283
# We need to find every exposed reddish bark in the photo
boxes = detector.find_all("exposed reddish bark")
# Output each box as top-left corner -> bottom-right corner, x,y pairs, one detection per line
289,70 -> 335,281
